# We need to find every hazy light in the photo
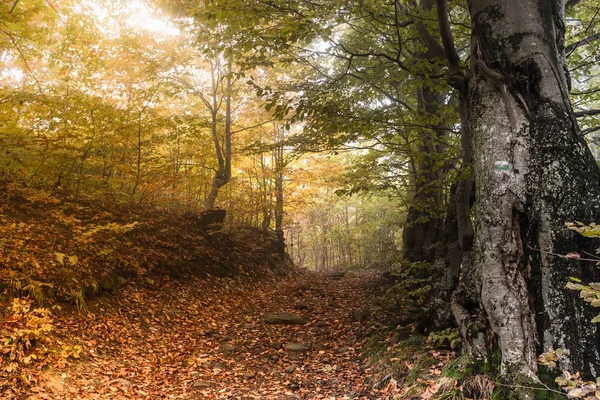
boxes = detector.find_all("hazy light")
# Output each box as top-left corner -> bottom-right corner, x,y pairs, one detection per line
80,0 -> 180,37
125,1 -> 180,36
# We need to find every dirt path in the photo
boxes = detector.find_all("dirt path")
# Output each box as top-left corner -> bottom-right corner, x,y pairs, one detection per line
20,270 -> 387,399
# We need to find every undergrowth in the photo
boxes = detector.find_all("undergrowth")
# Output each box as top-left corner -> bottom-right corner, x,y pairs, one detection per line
360,325 -> 492,399
0,297 -> 81,384
0,181 -> 293,309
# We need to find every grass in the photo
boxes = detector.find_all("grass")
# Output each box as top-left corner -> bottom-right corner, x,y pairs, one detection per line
360,325 -> 500,399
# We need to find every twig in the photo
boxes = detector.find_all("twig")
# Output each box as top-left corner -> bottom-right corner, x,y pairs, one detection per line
527,246 -> 600,263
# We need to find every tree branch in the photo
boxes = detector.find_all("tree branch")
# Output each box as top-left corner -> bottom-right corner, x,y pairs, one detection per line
9,0 -> 20,13
436,0 -> 468,93
581,125 -> 600,138
566,32 -> 600,55
585,126 -> 600,136
232,119 -> 276,134
574,109 -> 600,118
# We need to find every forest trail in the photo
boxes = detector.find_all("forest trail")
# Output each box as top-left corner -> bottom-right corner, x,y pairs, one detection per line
22,270 -> 388,400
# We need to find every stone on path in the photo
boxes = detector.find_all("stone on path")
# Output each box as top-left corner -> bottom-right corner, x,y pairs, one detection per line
351,309 -> 369,322
271,341 -> 283,349
294,301 -> 310,310
192,381 -> 211,389
265,312 -> 307,325
220,335 -> 233,343
284,365 -> 296,373
220,343 -> 235,352
284,343 -> 310,352
114,378 -> 132,388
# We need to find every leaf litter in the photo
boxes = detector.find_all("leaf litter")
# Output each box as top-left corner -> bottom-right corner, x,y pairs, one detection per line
5,270 -> 392,399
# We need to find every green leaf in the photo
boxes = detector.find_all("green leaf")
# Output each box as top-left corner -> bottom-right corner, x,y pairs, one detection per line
566,282 -> 585,291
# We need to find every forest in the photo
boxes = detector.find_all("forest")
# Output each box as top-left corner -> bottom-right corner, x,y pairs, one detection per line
1,0 -> 600,399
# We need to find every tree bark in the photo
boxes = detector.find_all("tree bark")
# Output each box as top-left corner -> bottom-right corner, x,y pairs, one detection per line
467,0 -> 600,385
401,0 -> 447,265
204,58 -> 233,210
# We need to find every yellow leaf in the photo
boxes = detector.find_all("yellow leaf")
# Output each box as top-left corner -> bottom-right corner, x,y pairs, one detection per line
55,252 -> 65,265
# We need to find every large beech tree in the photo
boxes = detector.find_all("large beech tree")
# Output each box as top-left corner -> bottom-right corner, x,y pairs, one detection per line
435,0 -> 600,389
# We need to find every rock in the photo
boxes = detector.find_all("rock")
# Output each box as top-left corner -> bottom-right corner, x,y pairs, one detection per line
280,395 -> 301,400
271,354 -> 280,361
90,378 -> 102,388
351,309 -> 369,322
327,271 -> 346,278
284,365 -> 296,373
192,381 -> 211,389
284,343 -> 310,352
204,328 -> 218,336
212,362 -> 225,370
294,284 -> 311,292
328,377 -> 340,385
220,336 -> 233,343
295,301 -> 310,310
98,276 -> 116,293
115,378 -> 132,388
244,371 -> 256,379
271,341 -> 283,350
220,343 -> 235,352
265,313 -> 307,325
241,309 -> 253,315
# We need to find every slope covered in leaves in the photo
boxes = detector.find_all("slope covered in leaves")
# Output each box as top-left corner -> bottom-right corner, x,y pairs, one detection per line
0,181 -> 291,305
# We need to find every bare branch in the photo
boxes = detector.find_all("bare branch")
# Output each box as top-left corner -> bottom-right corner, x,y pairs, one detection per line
574,109 -> 600,118
585,126 -> 600,136
232,119 -> 276,134
9,0 -> 19,13
566,32 -> 600,55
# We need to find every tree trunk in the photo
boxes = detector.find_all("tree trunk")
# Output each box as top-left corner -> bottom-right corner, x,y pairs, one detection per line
466,0 -> 600,385
402,0 -> 449,265
204,59 -> 233,210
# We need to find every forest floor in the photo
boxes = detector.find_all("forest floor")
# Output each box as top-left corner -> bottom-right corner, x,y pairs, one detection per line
5,269 -> 408,400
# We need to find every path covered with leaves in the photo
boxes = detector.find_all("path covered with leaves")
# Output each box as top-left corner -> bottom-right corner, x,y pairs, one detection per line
16,270 -> 390,399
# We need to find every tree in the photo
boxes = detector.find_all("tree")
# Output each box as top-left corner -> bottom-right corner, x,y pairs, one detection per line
435,0 -> 600,390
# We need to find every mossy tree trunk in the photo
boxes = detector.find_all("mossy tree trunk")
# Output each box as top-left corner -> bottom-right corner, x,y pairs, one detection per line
460,0 -> 600,387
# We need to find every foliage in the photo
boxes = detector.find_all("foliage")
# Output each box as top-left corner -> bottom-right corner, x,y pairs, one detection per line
383,261 -> 433,317
427,329 -> 462,350
1,298 -> 53,367
538,221 -> 600,398
360,326 -> 481,399
539,349 -> 600,399
0,297 -> 80,378
566,278 -> 600,323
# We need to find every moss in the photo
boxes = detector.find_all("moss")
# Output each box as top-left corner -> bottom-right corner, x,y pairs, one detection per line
492,378 -> 562,400
98,275 -> 116,293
